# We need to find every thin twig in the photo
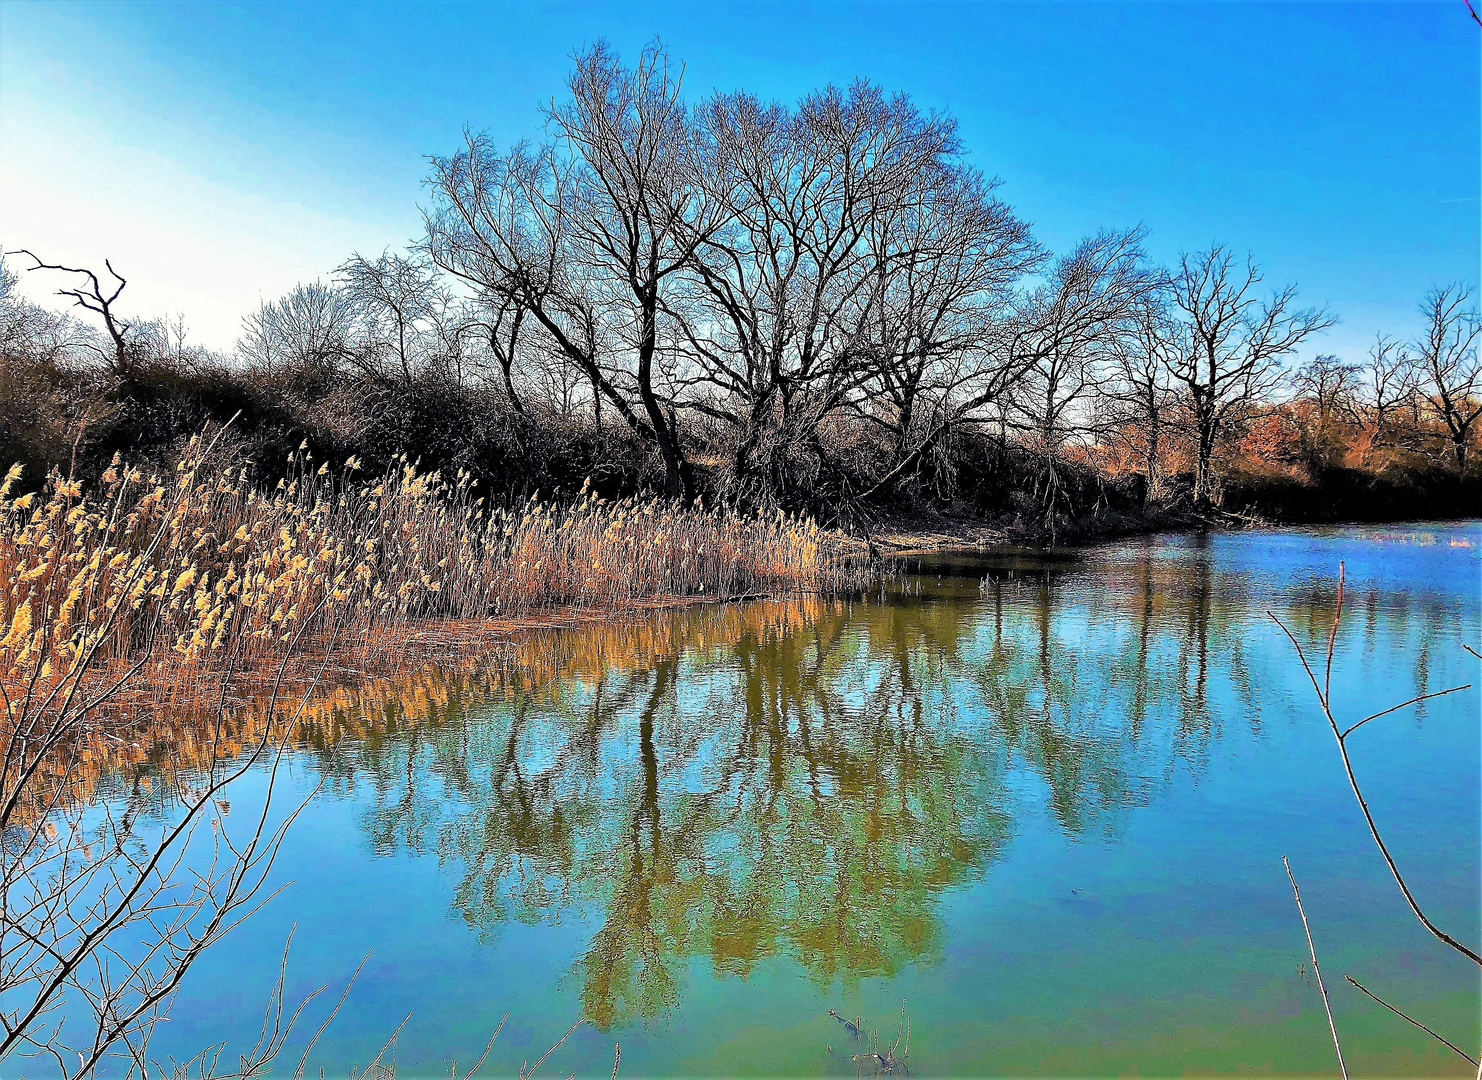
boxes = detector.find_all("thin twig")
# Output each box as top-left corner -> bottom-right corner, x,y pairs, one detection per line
456,1012 -> 507,1080
1269,588 -> 1482,967
1342,683 -> 1471,739
1344,975 -> 1476,1065
1284,856 -> 1348,1080
520,1018 -> 588,1080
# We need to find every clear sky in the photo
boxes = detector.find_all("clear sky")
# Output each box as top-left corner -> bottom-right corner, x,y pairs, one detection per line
2,1 -> 1477,360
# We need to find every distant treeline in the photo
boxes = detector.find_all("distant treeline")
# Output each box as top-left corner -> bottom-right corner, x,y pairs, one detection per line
3,41 -> 1479,529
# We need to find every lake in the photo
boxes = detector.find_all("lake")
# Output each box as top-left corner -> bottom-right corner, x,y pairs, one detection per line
81,524 -> 1482,1076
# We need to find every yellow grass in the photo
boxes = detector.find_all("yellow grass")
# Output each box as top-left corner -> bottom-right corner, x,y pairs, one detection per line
0,438 -> 859,730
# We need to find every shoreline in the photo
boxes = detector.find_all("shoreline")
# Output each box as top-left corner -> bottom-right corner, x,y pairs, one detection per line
850,506 -> 1482,558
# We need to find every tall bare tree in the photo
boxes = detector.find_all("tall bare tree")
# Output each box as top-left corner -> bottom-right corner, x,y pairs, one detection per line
853,161 -> 1039,492
1291,353 -> 1360,471
239,281 -> 356,378
549,41 -> 728,498
427,42 -> 725,498
1103,290 -> 1178,500
17,253 -> 137,379
337,250 -> 446,385
1413,283 -> 1481,470
1008,229 -> 1158,506
1160,246 -> 1333,506
1356,335 -> 1418,465
682,82 -> 1038,505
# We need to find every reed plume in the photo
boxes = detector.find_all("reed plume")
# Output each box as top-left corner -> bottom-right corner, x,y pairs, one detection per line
0,437 -> 856,728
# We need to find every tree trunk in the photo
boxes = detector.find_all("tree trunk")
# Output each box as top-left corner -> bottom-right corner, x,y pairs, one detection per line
636,295 -> 692,501
1143,410 -> 1161,503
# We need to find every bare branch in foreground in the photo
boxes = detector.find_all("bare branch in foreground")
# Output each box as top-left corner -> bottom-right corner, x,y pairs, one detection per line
1268,562 -> 1482,968
1344,975 -> 1476,1066
1283,856 -> 1348,1080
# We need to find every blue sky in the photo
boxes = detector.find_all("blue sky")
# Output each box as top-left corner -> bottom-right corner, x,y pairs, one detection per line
1,1 -> 1477,357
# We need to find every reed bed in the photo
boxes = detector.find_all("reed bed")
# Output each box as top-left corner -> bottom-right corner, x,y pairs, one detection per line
0,436 -> 859,733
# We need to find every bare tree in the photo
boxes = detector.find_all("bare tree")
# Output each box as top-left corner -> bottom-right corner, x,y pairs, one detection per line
850,158 -> 1040,498
0,254 -> 84,366
681,81 -> 1015,505
16,252 -> 137,379
337,250 -> 447,385
1291,354 -> 1360,471
1161,246 -> 1333,506
1413,283 -> 1481,470
545,41 -> 731,498
1007,229 -> 1158,512
1103,291 -> 1177,500
426,133 -> 650,430
239,281 -> 356,378
1356,335 -> 1418,466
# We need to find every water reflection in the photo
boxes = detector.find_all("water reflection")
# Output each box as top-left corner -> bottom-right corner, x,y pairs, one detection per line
309,537 -> 1421,1030
342,600 -> 1013,1028
77,527 -> 1479,1047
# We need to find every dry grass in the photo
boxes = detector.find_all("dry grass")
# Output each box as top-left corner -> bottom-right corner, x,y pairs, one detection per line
0,436 -> 858,734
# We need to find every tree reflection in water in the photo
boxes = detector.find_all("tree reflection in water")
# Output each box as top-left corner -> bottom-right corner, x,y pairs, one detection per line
317,546 -> 1322,1031
43,530 -> 1473,1069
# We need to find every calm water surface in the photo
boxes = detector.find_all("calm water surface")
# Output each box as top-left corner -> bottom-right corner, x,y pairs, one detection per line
99,525 -> 1482,1076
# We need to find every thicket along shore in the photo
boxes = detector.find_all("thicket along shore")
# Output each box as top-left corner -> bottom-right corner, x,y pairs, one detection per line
0,433 -> 860,720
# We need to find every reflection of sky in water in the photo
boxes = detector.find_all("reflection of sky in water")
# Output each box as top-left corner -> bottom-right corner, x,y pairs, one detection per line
74,521 -> 1481,1077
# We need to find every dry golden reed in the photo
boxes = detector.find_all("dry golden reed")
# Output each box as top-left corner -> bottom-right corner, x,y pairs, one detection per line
0,437 -> 858,728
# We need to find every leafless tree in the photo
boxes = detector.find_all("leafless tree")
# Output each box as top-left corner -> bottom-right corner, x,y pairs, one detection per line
1102,290 -> 1178,499
548,41 -> 731,498
1293,354 -> 1359,427
1291,354 -> 1360,470
850,158 -> 1040,498
1160,246 -> 1333,506
16,252 -> 138,379
336,250 -> 447,385
428,41 -> 725,499
679,81 -> 1027,505
132,314 -> 219,371
1006,228 -> 1158,511
0,254 -> 86,366
239,281 -> 356,378
1413,283 -> 1481,470
1356,335 -> 1418,465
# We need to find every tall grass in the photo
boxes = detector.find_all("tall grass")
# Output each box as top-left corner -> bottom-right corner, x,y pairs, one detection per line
0,435 -> 857,727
